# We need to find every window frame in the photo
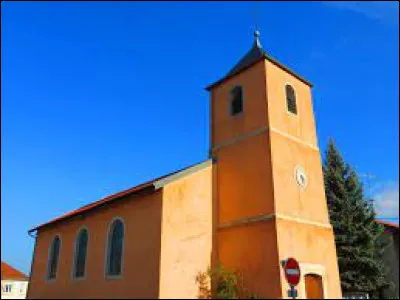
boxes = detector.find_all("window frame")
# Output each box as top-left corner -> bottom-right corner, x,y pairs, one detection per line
18,282 -> 25,293
72,227 -> 89,280
3,283 -> 13,293
285,84 -> 298,116
228,85 -> 244,117
46,234 -> 62,282
104,217 -> 125,280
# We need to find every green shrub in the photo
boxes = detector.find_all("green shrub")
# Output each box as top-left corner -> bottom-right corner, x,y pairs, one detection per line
196,265 -> 261,299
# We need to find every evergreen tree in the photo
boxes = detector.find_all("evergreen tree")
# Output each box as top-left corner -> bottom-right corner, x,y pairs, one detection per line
323,139 -> 390,296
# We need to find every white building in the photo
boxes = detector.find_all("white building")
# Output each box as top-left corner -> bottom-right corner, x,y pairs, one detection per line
1,261 -> 28,299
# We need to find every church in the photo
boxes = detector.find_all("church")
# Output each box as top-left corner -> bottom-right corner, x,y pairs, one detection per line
27,31 -> 342,299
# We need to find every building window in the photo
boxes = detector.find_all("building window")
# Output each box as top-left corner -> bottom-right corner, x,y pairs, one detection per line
230,86 -> 243,116
73,228 -> 89,279
47,235 -> 61,280
106,218 -> 124,277
286,84 -> 297,114
3,284 -> 12,293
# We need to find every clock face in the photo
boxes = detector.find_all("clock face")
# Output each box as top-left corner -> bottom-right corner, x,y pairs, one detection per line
295,166 -> 307,188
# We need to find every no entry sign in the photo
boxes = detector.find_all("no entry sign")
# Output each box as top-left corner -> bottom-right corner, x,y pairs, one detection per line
284,257 -> 301,286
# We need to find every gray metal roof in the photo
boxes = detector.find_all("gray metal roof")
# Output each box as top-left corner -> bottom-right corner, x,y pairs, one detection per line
206,31 -> 313,90
225,30 -> 265,78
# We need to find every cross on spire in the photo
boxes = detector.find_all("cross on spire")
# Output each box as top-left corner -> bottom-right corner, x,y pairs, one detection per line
254,30 -> 262,49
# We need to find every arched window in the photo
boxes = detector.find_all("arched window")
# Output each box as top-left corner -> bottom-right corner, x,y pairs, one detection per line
106,218 -> 124,277
230,86 -> 243,116
47,235 -> 61,280
286,84 -> 297,114
73,228 -> 89,279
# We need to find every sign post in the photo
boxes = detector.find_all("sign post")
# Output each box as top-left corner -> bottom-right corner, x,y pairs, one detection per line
283,258 -> 301,299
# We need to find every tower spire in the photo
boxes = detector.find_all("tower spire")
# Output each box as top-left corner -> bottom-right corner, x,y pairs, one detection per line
254,29 -> 262,49
253,0 -> 261,49
216,28 -> 265,80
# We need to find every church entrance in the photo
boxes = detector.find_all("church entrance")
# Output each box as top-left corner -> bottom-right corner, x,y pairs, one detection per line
304,274 -> 324,299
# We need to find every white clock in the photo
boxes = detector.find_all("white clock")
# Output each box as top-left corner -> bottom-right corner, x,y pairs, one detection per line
295,166 -> 307,188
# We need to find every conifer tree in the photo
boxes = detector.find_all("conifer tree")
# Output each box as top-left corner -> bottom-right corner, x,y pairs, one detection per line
323,139 -> 390,296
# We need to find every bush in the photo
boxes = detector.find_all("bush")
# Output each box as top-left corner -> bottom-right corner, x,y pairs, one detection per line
195,265 -> 261,299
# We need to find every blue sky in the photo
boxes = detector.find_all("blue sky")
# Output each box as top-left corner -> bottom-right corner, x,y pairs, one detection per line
1,1 -> 398,274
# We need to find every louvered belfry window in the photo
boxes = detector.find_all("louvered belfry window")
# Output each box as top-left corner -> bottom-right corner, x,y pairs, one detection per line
230,86 -> 243,116
286,84 -> 297,114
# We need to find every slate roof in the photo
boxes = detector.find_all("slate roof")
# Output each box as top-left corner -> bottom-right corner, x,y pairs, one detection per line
206,30 -> 312,90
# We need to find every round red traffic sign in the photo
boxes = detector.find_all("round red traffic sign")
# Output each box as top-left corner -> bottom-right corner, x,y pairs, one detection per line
284,257 -> 301,286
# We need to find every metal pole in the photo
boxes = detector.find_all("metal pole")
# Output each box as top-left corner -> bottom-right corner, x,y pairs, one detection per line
288,285 -> 297,299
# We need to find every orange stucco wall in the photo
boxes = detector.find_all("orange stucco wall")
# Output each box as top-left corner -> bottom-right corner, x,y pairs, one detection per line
28,190 -> 163,299
211,60 -> 281,298
269,131 -> 330,224
276,218 -> 342,299
158,164 -> 213,299
215,133 -> 275,223
210,60 -> 274,224
28,164 -> 214,299
210,57 -> 341,298
265,59 -> 341,298
265,59 -> 329,224
218,221 -> 282,298
264,60 -> 318,147
211,60 -> 269,148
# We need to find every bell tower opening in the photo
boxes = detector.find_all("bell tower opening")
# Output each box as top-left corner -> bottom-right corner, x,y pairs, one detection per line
229,86 -> 244,116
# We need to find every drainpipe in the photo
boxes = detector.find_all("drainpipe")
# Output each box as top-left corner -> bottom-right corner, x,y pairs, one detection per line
26,230 -> 37,299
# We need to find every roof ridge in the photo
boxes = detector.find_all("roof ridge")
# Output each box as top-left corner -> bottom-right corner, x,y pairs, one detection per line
28,159 -> 212,233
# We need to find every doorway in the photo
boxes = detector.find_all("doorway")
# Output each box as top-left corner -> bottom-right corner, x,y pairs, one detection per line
304,274 -> 324,299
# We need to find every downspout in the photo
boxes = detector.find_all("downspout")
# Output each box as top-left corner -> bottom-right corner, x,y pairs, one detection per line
26,230 -> 38,299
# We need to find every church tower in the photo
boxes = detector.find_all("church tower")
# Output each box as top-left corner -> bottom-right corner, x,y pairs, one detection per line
207,31 -> 342,299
